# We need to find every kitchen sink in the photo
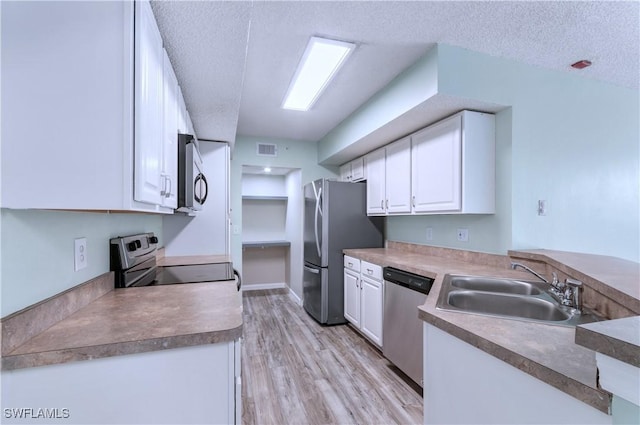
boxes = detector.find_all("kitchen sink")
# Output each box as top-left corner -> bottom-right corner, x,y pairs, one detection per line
436,274 -> 601,327
447,291 -> 570,321
450,275 -> 542,295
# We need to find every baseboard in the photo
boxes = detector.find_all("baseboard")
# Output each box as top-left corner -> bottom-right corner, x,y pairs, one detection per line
242,282 -> 286,291
288,288 -> 302,306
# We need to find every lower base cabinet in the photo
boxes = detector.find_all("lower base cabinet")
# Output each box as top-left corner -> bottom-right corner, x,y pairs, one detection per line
1,340 -> 242,425
344,256 -> 384,347
424,324 -> 611,424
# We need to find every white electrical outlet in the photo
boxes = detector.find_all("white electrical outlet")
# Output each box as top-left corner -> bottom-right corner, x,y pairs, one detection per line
74,238 -> 87,272
426,227 -> 433,241
457,228 -> 469,242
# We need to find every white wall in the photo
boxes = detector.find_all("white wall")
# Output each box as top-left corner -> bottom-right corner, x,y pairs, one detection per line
163,141 -> 229,256
286,170 -> 303,302
242,174 -> 286,197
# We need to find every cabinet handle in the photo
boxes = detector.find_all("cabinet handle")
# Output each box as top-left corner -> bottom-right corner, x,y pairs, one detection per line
367,269 -> 373,275
385,199 -> 388,209
412,195 -> 416,208
381,200 -> 384,209
165,177 -> 172,198
348,262 -> 353,267
160,174 -> 167,196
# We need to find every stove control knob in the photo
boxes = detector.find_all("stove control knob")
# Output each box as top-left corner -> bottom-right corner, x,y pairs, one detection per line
149,236 -> 159,244
135,240 -> 142,248
127,241 -> 137,252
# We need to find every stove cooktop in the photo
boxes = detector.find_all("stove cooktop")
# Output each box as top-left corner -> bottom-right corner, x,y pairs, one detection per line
154,263 -> 235,285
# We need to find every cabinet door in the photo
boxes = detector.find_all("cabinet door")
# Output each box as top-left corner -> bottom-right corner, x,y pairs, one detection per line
162,49 -> 178,209
411,114 -> 462,212
385,137 -> 411,213
360,276 -> 383,347
134,0 -> 164,206
344,269 -> 361,327
365,148 -> 386,215
351,157 -> 365,182
339,163 -> 351,182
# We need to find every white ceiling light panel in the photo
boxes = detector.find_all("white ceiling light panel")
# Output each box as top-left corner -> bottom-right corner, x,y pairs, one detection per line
282,36 -> 356,111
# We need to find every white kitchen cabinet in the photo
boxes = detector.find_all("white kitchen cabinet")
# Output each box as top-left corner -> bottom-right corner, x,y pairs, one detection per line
365,148 -> 387,214
344,256 -> 361,327
178,87 -> 189,134
339,157 -> 365,182
411,110 -> 495,214
134,0 -> 165,206
162,49 -> 179,209
1,1 -> 175,212
2,340 -> 242,425
365,137 -> 411,215
343,256 -> 383,347
360,261 -> 384,346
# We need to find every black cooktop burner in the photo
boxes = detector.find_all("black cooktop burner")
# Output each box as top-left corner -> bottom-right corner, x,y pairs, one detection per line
154,263 -> 234,285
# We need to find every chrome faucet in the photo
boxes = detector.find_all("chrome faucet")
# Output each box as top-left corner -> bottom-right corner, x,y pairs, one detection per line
510,262 -> 548,283
510,262 -> 583,313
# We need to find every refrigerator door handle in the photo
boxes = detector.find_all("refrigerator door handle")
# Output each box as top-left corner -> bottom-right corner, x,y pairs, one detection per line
314,187 -> 322,258
304,265 -> 320,274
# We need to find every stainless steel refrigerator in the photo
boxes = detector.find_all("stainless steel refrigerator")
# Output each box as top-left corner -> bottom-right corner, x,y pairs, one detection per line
303,179 -> 384,325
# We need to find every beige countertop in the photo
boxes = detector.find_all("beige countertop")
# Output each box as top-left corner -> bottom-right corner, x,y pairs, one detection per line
343,245 -> 622,414
576,316 -> 640,367
2,258 -> 242,371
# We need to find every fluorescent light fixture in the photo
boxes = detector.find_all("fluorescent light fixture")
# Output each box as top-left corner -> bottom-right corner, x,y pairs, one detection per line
282,36 -> 356,111
264,167 -> 272,173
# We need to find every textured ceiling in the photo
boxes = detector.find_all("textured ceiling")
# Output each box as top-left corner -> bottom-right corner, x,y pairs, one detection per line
152,1 -> 639,146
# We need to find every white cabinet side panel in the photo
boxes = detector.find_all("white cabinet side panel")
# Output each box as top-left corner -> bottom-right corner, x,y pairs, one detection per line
1,343 -> 233,424
424,324 -> 612,425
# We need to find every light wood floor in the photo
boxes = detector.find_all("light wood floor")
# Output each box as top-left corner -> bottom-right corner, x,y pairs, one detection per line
241,289 -> 423,425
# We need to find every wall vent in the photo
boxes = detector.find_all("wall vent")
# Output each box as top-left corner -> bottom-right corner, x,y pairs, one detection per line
256,143 -> 277,157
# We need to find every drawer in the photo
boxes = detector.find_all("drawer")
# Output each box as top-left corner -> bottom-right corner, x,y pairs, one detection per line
344,255 -> 360,273
361,260 -> 382,281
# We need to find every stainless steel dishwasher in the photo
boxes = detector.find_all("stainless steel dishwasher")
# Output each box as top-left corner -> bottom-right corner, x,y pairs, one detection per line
383,267 -> 434,387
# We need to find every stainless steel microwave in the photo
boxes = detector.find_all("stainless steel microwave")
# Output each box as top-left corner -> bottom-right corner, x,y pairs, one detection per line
177,133 -> 207,212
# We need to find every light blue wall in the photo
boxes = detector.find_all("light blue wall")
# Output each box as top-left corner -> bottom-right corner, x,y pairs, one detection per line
230,136 -> 338,272
319,44 -> 639,262
612,395 -> 640,425
318,46 -> 439,164
1,209 -> 162,316
438,45 -> 639,262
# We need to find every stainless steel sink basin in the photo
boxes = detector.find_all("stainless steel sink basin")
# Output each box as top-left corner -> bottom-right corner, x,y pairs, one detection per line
450,275 -> 542,295
436,274 -> 601,327
447,291 -> 570,321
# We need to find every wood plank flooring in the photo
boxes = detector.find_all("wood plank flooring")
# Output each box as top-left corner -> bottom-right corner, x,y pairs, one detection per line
242,289 -> 423,425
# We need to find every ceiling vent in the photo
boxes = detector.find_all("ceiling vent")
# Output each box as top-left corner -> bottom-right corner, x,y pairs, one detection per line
256,143 -> 278,157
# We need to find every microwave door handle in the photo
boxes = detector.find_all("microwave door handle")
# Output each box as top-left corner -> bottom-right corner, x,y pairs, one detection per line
200,173 -> 208,204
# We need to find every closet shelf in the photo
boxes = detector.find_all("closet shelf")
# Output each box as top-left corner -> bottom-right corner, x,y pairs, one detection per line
242,240 -> 291,249
242,195 -> 288,201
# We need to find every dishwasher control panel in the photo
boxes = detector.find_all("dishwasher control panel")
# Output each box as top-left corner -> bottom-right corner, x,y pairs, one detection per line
383,267 -> 434,295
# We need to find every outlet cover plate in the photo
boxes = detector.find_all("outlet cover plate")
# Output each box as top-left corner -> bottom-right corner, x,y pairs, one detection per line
457,228 -> 469,242
74,238 -> 87,271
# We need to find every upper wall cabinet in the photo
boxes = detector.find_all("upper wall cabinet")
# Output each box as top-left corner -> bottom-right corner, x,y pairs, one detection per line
134,0 -> 165,206
340,157 -> 365,182
0,1 -> 183,213
162,49 -> 179,209
364,110 -> 494,216
365,137 -> 411,215
411,111 -> 495,214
